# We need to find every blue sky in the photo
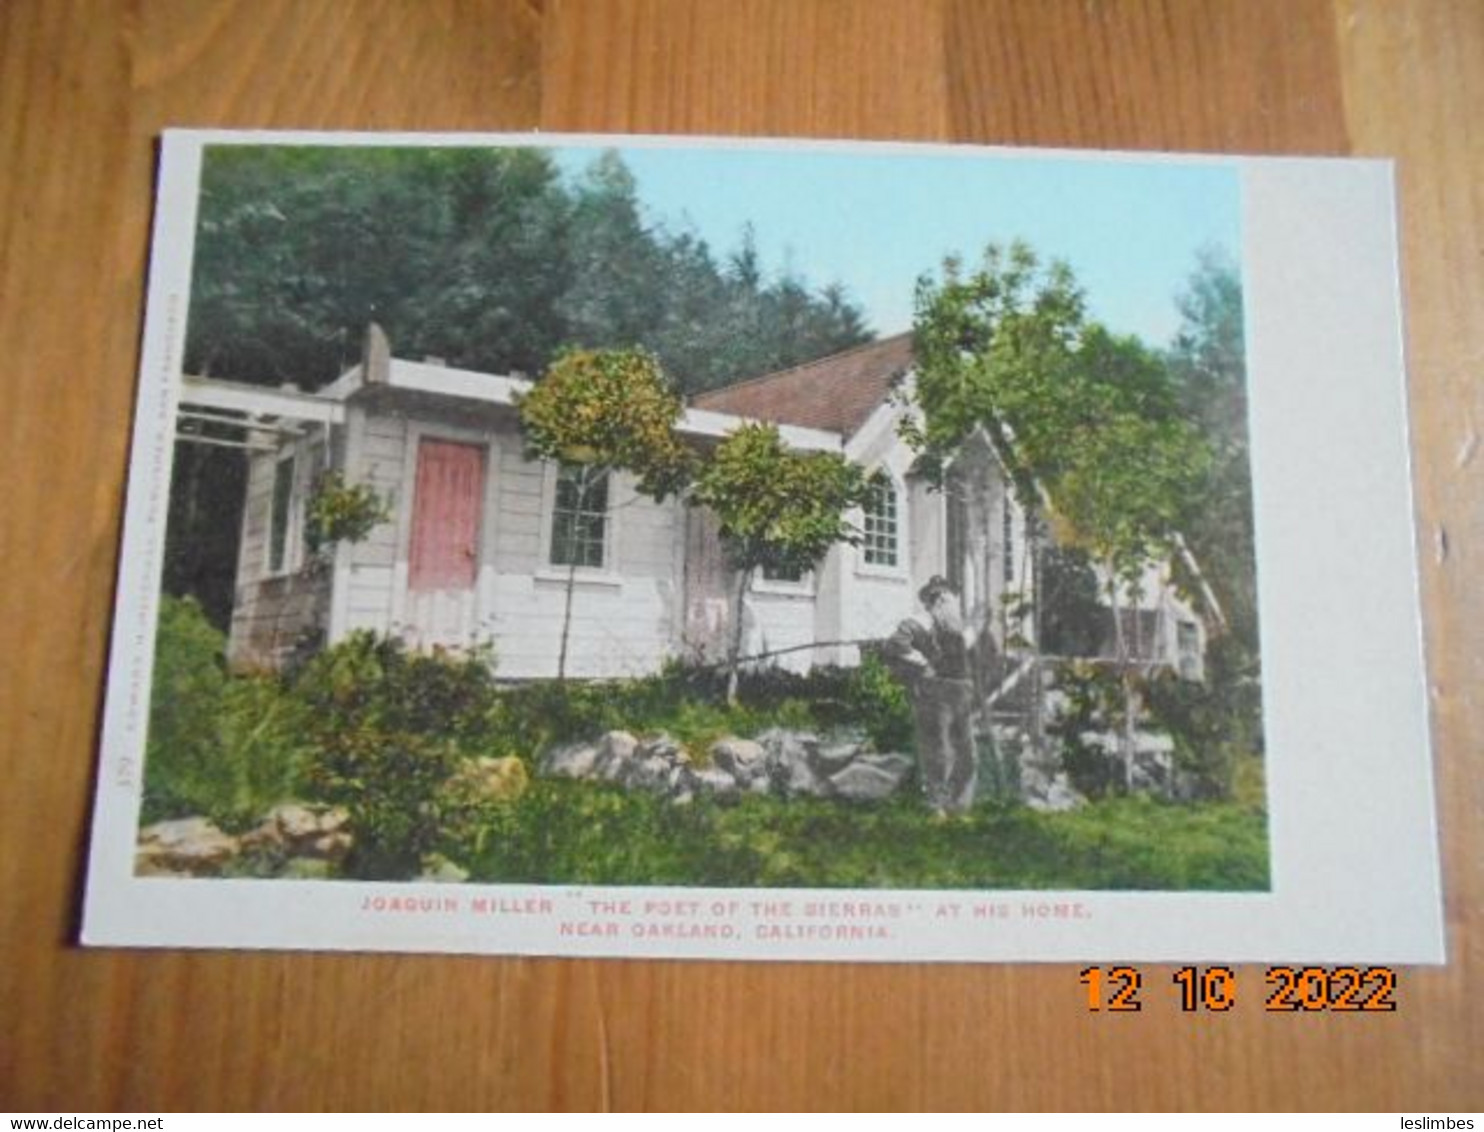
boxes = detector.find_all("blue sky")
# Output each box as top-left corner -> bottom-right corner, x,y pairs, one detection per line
552,142 -> 1240,346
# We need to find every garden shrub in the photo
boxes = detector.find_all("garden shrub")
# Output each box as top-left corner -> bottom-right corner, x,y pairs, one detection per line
1143,635 -> 1265,802
290,633 -> 506,876
484,661 -> 841,764
142,595 -> 311,830
308,726 -> 463,878
1047,661 -> 1123,798
839,654 -> 914,752
142,595 -> 227,824
291,631 -> 499,751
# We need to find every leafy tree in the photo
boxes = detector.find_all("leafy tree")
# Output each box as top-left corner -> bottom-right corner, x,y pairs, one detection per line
559,151 -> 668,352
187,145 -> 575,386
906,242 -> 1088,493
1165,247 -> 1257,650
1155,248 -> 1264,791
400,148 -> 576,376
186,144 -> 872,394
911,242 -> 1211,786
645,230 -> 734,388
904,243 -> 1086,763
690,423 -> 868,702
516,348 -> 696,678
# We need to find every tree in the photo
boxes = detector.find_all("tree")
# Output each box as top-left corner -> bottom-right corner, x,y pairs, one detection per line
690,423 -> 868,702
1165,247 -> 1257,650
558,151 -> 668,351
904,243 -> 1087,767
1156,247 -> 1264,795
515,348 -> 695,679
187,146 -> 575,387
911,242 -> 1210,787
1050,332 -> 1211,784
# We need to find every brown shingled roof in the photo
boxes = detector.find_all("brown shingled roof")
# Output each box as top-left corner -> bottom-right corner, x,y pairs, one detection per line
690,332 -> 915,438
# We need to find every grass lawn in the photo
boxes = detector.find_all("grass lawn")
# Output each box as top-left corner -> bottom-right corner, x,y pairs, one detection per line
462,782 -> 1270,891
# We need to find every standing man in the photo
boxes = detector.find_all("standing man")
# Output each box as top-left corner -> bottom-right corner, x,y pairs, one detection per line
885,576 -> 985,818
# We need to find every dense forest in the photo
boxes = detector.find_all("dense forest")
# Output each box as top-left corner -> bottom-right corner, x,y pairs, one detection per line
185,145 -> 872,394
172,145 -> 874,624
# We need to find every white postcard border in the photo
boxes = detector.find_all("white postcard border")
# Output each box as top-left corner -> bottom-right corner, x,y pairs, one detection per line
81,132 -> 1443,963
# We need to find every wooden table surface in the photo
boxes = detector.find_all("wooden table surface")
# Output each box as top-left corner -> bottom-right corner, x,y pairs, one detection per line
2,0 -> 1479,1112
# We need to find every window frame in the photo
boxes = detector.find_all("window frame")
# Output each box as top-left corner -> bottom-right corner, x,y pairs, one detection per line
264,445 -> 305,578
753,559 -> 815,595
856,467 -> 905,577
538,460 -> 621,583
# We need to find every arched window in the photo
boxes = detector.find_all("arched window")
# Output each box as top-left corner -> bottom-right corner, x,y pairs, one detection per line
862,470 -> 899,568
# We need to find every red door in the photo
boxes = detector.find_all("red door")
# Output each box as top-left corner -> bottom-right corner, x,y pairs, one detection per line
406,439 -> 485,648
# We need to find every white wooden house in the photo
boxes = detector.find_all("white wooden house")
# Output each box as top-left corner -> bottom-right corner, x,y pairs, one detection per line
178,329 -> 1216,683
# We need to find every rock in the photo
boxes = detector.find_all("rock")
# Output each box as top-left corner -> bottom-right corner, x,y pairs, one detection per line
542,739 -> 602,780
136,817 -> 239,876
609,733 -> 694,794
635,734 -> 686,763
757,728 -> 828,797
592,730 -> 639,782
277,803 -> 335,842
1019,760 -> 1055,798
242,803 -> 353,862
309,830 -> 354,863
809,731 -> 870,776
828,753 -> 914,801
690,766 -> 743,799
1020,754 -> 1087,812
617,752 -> 666,792
451,756 -> 529,803
710,738 -> 766,784
1026,772 -> 1086,813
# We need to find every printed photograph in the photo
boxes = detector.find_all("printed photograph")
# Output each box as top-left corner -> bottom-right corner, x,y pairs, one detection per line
137,138 -> 1267,893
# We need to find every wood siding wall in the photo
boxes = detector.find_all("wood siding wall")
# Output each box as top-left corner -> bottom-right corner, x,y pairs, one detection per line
342,403 -> 683,679
226,430 -> 331,669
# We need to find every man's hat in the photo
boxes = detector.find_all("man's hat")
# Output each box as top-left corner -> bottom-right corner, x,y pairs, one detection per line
918,575 -> 957,606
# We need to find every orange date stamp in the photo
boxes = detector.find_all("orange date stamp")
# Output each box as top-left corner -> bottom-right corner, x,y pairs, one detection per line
1079,965 -> 1400,1013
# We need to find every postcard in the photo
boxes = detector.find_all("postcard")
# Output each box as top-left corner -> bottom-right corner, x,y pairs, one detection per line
81,131 -> 1443,963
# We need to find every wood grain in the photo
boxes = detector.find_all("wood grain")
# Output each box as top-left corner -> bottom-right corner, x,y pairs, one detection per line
1,0 -> 1478,1111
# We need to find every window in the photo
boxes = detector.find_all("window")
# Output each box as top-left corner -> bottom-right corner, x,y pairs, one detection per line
761,560 -> 805,583
1001,496 -> 1015,583
1178,620 -> 1201,680
549,464 -> 609,568
268,452 -> 297,574
945,477 -> 967,597
862,471 -> 899,567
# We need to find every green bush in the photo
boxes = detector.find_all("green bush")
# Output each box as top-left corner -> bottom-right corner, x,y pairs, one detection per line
1047,662 -> 1123,798
142,596 -> 227,820
142,596 -> 310,830
485,663 -> 831,763
1143,636 -> 1265,801
292,633 -> 504,877
839,653 -> 914,752
292,631 -> 499,750
308,726 -> 464,878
